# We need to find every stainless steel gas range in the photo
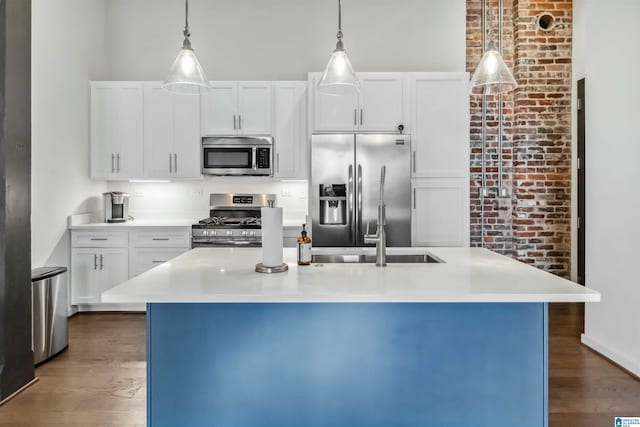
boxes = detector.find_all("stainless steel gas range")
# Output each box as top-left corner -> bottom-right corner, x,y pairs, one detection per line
191,193 -> 276,248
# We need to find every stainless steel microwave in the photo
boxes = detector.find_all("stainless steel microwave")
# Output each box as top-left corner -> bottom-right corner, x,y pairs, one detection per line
202,136 -> 273,176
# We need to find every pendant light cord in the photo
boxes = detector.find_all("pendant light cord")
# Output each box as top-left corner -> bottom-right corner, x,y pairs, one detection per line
337,0 -> 343,40
184,0 -> 190,38
480,0 -> 487,247
498,0 -> 505,195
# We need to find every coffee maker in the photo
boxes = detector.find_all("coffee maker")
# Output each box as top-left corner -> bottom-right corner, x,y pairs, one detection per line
103,192 -> 130,223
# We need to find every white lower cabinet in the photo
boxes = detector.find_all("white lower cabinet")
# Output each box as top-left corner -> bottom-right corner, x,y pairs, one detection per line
412,178 -> 470,247
70,228 -> 190,311
71,247 -> 129,305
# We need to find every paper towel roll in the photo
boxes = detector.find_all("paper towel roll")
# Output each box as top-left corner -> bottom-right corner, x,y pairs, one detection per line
261,207 -> 283,267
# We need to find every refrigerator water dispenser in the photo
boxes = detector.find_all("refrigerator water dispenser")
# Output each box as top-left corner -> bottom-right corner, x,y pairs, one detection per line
319,184 -> 347,225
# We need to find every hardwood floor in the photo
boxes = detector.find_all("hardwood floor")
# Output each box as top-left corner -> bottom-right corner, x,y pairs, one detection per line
0,313 -> 146,427
0,304 -> 638,426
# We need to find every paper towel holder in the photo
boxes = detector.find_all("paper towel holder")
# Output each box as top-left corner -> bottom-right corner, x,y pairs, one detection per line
255,262 -> 289,274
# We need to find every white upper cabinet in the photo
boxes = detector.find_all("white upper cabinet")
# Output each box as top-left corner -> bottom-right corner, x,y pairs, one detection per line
143,83 -> 201,179
310,72 -> 359,132
201,82 -> 238,135
90,82 -> 144,180
201,82 -> 272,136
309,72 -> 406,133
237,83 -> 272,135
273,82 -> 307,179
357,73 -> 406,132
409,73 -> 469,178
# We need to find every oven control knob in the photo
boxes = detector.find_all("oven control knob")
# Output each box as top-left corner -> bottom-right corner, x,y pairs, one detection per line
226,230 -> 233,237
210,230 -> 217,237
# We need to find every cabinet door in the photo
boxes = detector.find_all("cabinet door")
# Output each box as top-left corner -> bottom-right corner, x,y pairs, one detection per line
201,82 -> 238,135
310,72 -> 359,132
238,82 -> 272,135
358,73 -> 405,132
410,73 -> 469,178
274,82 -> 307,179
91,82 -> 144,179
114,84 -> 144,178
71,249 -> 99,304
143,83 -> 174,178
412,178 -> 469,247
98,248 -> 130,296
90,83 -> 119,179
172,92 -> 202,178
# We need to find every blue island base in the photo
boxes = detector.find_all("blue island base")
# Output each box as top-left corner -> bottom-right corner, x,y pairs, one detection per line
147,303 -> 548,427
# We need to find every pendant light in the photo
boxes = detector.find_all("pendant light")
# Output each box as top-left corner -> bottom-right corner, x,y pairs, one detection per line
163,0 -> 212,95
470,0 -> 517,95
317,0 -> 359,95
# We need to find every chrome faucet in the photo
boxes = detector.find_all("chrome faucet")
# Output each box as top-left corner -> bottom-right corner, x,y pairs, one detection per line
364,166 -> 387,267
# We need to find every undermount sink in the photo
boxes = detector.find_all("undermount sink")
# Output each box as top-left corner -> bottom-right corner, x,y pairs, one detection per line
311,253 -> 444,264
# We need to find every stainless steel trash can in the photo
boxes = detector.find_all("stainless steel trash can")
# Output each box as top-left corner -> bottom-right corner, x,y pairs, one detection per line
31,267 -> 68,365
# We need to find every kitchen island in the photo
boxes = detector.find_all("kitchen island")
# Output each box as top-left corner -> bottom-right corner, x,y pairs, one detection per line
103,247 -> 599,427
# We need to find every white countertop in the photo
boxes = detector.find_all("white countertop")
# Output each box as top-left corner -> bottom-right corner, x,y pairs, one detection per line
102,247 -> 600,303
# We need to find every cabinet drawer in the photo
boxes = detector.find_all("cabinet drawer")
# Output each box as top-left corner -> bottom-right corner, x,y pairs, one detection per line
131,247 -> 189,276
130,230 -> 190,247
72,231 -> 129,247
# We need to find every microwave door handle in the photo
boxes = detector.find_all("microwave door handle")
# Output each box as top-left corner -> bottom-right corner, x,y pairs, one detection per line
252,147 -> 257,170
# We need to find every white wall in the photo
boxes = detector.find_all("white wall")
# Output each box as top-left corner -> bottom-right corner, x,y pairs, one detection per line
31,0 -> 110,267
105,0 -> 466,81
574,0 -> 640,377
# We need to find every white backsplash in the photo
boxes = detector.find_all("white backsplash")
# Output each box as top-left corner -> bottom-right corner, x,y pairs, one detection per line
107,179 -> 308,223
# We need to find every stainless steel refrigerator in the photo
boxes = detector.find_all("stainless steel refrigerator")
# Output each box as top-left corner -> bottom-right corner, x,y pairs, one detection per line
311,134 -> 411,247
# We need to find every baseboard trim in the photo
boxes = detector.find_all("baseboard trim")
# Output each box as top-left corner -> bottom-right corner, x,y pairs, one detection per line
0,377 -> 39,407
74,303 -> 146,312
581,333 -> 640,379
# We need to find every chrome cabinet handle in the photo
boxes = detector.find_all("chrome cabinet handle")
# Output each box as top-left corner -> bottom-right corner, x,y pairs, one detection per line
174,153 -> 178,173
116,153 -> 121,173
354,109 -> 357,126
152,238 -> 170,241
94,254 -> 98,270
233,115 -> 237,130
90,238 -> 108,241
169,153 -> 173,173
99,254 -> 104,270
238,115 -> 242,130
152,260 -> 166,264
360,109 -> 363,126
412,151 -> 416,173
276,153 -> 279,174
111,154 -> 115,173
413,188 -> 417,209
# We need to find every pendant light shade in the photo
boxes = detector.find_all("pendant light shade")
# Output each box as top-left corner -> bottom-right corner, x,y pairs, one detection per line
469,48 -> 518,95
317,0 -> 359,95
163,0 -> 212,95
470,0 -> 517,96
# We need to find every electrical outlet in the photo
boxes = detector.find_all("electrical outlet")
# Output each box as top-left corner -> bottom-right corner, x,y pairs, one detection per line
191,188 -> 203,197
133,191 -> 144,197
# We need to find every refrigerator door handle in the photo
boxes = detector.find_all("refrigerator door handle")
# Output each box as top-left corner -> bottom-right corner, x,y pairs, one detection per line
357,163 -> 363,243
348,164 -> 354,241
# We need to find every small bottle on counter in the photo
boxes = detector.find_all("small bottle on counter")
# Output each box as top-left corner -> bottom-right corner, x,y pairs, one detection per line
297,224 -> 312,266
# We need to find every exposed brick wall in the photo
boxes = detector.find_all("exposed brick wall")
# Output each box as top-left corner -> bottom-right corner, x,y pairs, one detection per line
467,0 -> 572,278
